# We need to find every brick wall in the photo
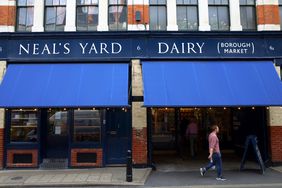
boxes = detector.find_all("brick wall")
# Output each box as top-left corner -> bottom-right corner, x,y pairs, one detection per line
132,127 -> 147,165
0,129 -> 3,169
6,149 -> 38,168
128,5 -> 149,25
257,5 -> 280,25
71,148 -> 103,167
0,5 -> 16,26
269,126 -> 282,162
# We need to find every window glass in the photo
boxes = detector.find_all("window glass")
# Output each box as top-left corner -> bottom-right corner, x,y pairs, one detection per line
240,0 -> 256,30
17,0 -> 34,32
48,109 -> 68,136
10,110 -> 38,142
208,0 -> 229,31
177,0 -> 198,31
73,110 -> 102,143
149,0 -> 167,30
45,0 -> 66,31
109,0 -> 127,31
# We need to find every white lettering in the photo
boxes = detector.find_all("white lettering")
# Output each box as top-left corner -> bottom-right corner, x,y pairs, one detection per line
19,44 -> 30,55
89,43 -> 98,54
63,43 -> 70,54
112,42 -> 122,54
41,44 -> 51,54
100,43 -> 109,54
79,43 -> 88,54
52,43 -> 60,54
158,42 -> 169,54
33,43 -> 40,55
197,42 -> 204,54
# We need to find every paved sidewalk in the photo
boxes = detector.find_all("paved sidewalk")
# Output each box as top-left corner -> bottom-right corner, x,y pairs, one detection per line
0,167 -> 151,187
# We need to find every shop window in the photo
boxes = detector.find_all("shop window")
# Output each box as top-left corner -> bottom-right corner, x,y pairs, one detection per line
149,0 -> 167,31
45,0 -> 66,31
76,0 -> 99,31
279,0 -> 282,30
240,0 -> 256,31
152,108 -> 175,149
208,0 -> 230,31
108,0 -> 127,31
176,0 -> 198,31
16,0 -> 34,32
10,109 -> 38,142
73,109 -> 102,143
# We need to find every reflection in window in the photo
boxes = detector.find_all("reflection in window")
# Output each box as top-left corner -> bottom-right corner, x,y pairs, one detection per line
45,0 -> 66,31
10,109 -> 38,142
109,0 -> 127,31
240,0 -> 256,30
73,109 -> 102,143
208,0 -> 229,31
17,0 -> 34,32
149,0 -> 167,31
177,0 -> 198,31
48,109 -> 68,136
76,0 -> 99,31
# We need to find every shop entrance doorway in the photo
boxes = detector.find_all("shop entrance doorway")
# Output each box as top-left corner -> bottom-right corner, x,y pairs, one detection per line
150,107 -> 268,171
105,109 -> 130,165
43,109 -> 69,159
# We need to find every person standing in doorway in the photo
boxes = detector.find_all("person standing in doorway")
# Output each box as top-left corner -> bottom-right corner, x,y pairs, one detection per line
200,125 -> 226,181
186,117 -> 198,158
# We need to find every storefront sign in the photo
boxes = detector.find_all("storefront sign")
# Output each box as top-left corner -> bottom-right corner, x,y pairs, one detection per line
1,33 -> 282,61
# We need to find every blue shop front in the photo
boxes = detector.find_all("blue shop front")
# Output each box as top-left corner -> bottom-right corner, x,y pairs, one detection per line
0,32 -> 282,168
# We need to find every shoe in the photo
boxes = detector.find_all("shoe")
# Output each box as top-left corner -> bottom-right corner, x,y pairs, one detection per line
216,177 -> 226,181
200,168 -> 205,176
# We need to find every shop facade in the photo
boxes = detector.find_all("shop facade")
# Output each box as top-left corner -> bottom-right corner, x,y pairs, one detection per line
0,31 -> 282,168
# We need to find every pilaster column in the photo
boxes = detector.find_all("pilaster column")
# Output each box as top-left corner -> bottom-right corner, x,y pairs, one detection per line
97,0 -> 109,31
0,61 -> 6,169
229,0 -> 242,31
32,0 -> 44,32
64,0 -> 76,31
198,0 -> 210,31
166,0 -> 178,31
131,60 -> 147,165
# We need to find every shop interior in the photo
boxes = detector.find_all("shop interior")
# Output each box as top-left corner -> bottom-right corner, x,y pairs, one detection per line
150,107 -> 268,171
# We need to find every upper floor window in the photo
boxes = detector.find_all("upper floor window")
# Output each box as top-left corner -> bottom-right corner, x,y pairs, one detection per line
208,0 -> 229,31
176,0 -> 198,31
279,0 -> 282,30
109,0 -> 127,31
76,0 -> 99,31
16,0 -> 34,32
149,0 -> 167,31
240,0 -> 256,30
45,0 -> 66,31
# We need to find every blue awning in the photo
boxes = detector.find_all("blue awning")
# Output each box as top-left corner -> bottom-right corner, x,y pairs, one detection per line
142,61 -> 282,107
0,64 -> 129,108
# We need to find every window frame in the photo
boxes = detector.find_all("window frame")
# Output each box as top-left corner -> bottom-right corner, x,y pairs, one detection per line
240,0 -> 257,31
72,109 -> 103,145
208,0 -> 230,31
149,0 -> 167,31
44,0 -> 67,32
16,0 -> 34,32
176,0 -> 198,31
108,0 -> 128,31
76,0 -> 99,31
8,109 -> 39,144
